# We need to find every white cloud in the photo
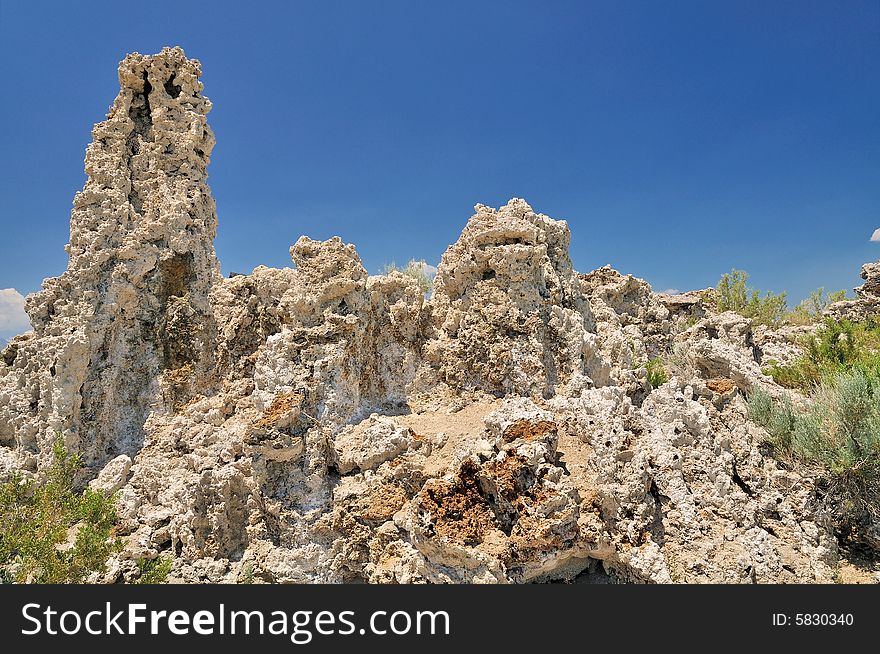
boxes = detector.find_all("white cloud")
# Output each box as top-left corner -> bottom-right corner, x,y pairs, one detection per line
871,228 -> 880,242
660,288 -> 680,295
0,288 -> 32,338
419,262 -> 438,276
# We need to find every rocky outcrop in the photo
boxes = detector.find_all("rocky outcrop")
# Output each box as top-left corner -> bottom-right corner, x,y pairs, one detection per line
0,47 -> 219,472
579,267 -> 704,399
826,260 -> 880,321
0,47 -> 861,584
421,200 -> 606,400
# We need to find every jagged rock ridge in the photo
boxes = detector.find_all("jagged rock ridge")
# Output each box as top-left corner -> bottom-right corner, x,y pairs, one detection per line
2,47 -> 868,584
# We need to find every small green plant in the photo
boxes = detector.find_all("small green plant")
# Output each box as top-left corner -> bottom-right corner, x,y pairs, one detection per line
136,556 -> 173,584
0,436 -> 121,583
384,259 -> 434,294
713,269 -> 788,326
747,388 -> 796,451
786,287 -> 848,325
764,319 -> 880,391
747,374 -> 880,551
239,561 -> 255,584
763,359 -> 810,390
646,357 -> 669,388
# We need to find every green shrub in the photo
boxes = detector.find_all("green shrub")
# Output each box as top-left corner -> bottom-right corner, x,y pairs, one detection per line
0,436 -> 121,583
746,385 -> 774,425
786,288 -> 848,325
712,272 -> 846,327
645,357 -> 669,388
747,387 -> 796,451
239,561 -> 255,584
384,259 -> 434,294
755,318 -> 880,552
764,319 -> 880,391
748,371 -> 880,551
751,371 -> 880,473
713,269 -> 788,326
762,359 -> 810,390
136,556 -> 173,584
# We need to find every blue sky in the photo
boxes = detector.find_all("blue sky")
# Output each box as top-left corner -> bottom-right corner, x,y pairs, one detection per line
0,0 -> 878,340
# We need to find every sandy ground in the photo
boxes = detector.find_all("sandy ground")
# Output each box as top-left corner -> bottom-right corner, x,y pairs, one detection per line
396,400 -> 501,477
836,557 -> 880,584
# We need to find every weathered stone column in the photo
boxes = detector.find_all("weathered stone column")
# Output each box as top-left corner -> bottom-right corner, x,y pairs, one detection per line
0,47 -> 220,470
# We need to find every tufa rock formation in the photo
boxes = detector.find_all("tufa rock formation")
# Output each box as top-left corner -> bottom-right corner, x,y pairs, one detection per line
1,48 -> 219,473
826,260 -> 880,322
1,47 -> 871,583
422,200 -> 605,399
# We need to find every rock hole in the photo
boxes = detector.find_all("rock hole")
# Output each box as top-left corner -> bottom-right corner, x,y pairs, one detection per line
731,462 -> 754,497
164,76 -> 182,98
0,413 -> 14,447
554,451 -> 570,475
158,253 -> 195,301
1,342 -> 18,366
128,73 -> 153,137
569,558 -> 618,584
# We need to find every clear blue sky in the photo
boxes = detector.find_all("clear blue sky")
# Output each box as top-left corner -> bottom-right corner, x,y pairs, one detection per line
1,0 -> 878,334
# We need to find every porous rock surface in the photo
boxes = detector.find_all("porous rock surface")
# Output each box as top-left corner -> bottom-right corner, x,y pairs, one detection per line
0,48 -> 853,583
0,47 -> 218,473
826,260 -> 880,322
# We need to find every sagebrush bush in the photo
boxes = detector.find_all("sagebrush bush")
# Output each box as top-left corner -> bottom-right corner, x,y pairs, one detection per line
748,371 -> 880,551
384,259 -> 434,294
0,437 -> 121,583
746,385 -> 774,425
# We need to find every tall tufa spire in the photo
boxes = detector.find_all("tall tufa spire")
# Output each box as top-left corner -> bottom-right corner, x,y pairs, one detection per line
2,47 -> 220,469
